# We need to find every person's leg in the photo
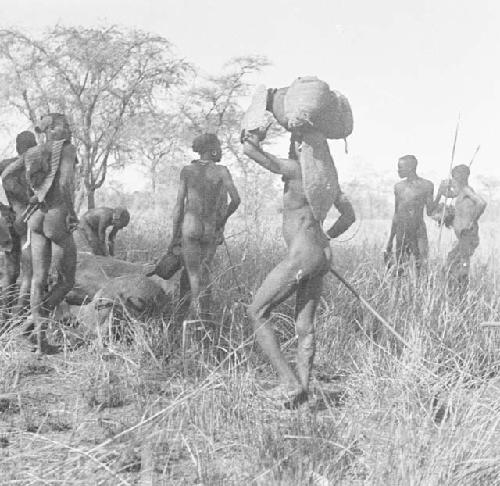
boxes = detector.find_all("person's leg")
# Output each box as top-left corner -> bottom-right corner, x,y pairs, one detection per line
181,236 -> 202,320
446,241 -> 462,295
199,239 -> 217,328
44,235 -> 76,310
175,268 -> 191,326
28,232 -> 51,351
395,234 -> 410,276
295,275 -> 322,394
455,232 -> 480,296
13,234 -> 32,316
249,258 -> 301,390
1,238 -> 20,323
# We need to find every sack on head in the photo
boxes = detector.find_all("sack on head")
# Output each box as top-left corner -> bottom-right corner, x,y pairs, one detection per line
271,77 -> 353,140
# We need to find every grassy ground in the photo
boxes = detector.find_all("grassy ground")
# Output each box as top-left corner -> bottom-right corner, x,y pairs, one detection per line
1,216 -> 500,485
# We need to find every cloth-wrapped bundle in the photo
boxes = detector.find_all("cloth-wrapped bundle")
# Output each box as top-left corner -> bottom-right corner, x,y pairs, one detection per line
271,77 -> 353,140
300,131 -> 340,222
24,140 -> 65,202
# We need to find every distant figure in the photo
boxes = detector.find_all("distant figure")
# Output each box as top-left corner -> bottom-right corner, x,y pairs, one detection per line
79,207 -> 130,256
436,165 -> 486,295
385,155 -> 434,274
169,133 -> 240,330
0,131 -> 37,318
242,127 -> 355,409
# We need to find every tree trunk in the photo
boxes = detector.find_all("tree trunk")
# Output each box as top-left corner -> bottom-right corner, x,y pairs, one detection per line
87,187 -> 96,210
151,168 -> 156,193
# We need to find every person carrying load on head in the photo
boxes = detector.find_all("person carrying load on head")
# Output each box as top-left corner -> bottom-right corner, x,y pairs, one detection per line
241,79 -> 355,409
167,133 -> 241,338
385,155 -> 435,276
79,207 -> 130,256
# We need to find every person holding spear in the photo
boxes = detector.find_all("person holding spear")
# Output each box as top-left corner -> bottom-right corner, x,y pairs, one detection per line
434,164 -> 486,296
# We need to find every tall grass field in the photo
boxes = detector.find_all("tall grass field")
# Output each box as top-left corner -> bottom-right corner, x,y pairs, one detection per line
1,213 -> 500,485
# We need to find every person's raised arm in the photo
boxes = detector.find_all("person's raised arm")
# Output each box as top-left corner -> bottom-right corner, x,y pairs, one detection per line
326,193 -> 355,239
169,167 -> 187,250
218,167 -> 241,230
241,130 -> 299,179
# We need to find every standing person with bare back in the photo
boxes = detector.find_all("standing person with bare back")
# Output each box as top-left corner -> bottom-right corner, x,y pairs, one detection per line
242,128 -> 355,408
385,155 -> 435,274
22,114 -> 79,353
168,133 -> 240,332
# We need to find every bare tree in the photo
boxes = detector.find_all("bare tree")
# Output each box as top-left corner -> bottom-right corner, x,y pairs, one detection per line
0,26 -> 189,208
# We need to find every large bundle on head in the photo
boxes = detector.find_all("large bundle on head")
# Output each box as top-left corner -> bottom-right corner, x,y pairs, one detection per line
271,77 -> 353,140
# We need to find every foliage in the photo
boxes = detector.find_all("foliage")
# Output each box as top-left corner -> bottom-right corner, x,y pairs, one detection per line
0,25 -> 189,208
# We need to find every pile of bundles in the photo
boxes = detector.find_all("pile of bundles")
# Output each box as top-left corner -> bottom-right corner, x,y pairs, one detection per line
243,76 -> 353,222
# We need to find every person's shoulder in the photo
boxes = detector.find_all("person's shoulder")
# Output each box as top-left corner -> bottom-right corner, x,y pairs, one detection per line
394,180 -> 405,191
418,177 -> 434,189
215,164 -> 231,175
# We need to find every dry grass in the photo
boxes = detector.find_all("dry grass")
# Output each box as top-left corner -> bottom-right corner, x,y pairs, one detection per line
1,215 -> 500,485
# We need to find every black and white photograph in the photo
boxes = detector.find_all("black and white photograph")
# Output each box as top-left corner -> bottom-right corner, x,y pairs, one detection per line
0,1 -> 499,484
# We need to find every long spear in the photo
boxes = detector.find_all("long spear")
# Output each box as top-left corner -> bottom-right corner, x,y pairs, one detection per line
468,144 -> 481,168
437,114 -> 461,249
329,265 -> 411,349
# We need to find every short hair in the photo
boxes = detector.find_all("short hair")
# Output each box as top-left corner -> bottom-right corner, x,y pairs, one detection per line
451,164 -> 470,180
398,155 -> 418,169
192,133 -> 221,154
16,131 -> 36,155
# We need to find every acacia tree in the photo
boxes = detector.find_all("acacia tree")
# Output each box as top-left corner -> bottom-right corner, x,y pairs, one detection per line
118,111 -> 190,194
0,25 -> 189,208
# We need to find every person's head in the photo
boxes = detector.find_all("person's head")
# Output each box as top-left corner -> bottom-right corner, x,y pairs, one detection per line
451,164 -> 470,189
397,155 -> 418,178
112,207 -> 130,229
16,131 -> 37,155
35,113 -> 71,142
288,132 -> 303,160
192,133 -> 222,162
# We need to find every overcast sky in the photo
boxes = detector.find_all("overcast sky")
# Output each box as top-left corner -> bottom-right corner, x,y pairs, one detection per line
1,0 -> 499,188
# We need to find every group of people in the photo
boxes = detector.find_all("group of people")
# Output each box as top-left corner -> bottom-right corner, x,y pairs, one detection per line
0,97 -> 488,408
385,154 -> 486,293
164,107 -> 486,408
0,114 -> 131,353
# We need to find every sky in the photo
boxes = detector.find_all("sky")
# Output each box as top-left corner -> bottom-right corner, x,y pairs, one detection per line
1,0 -> 499,190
